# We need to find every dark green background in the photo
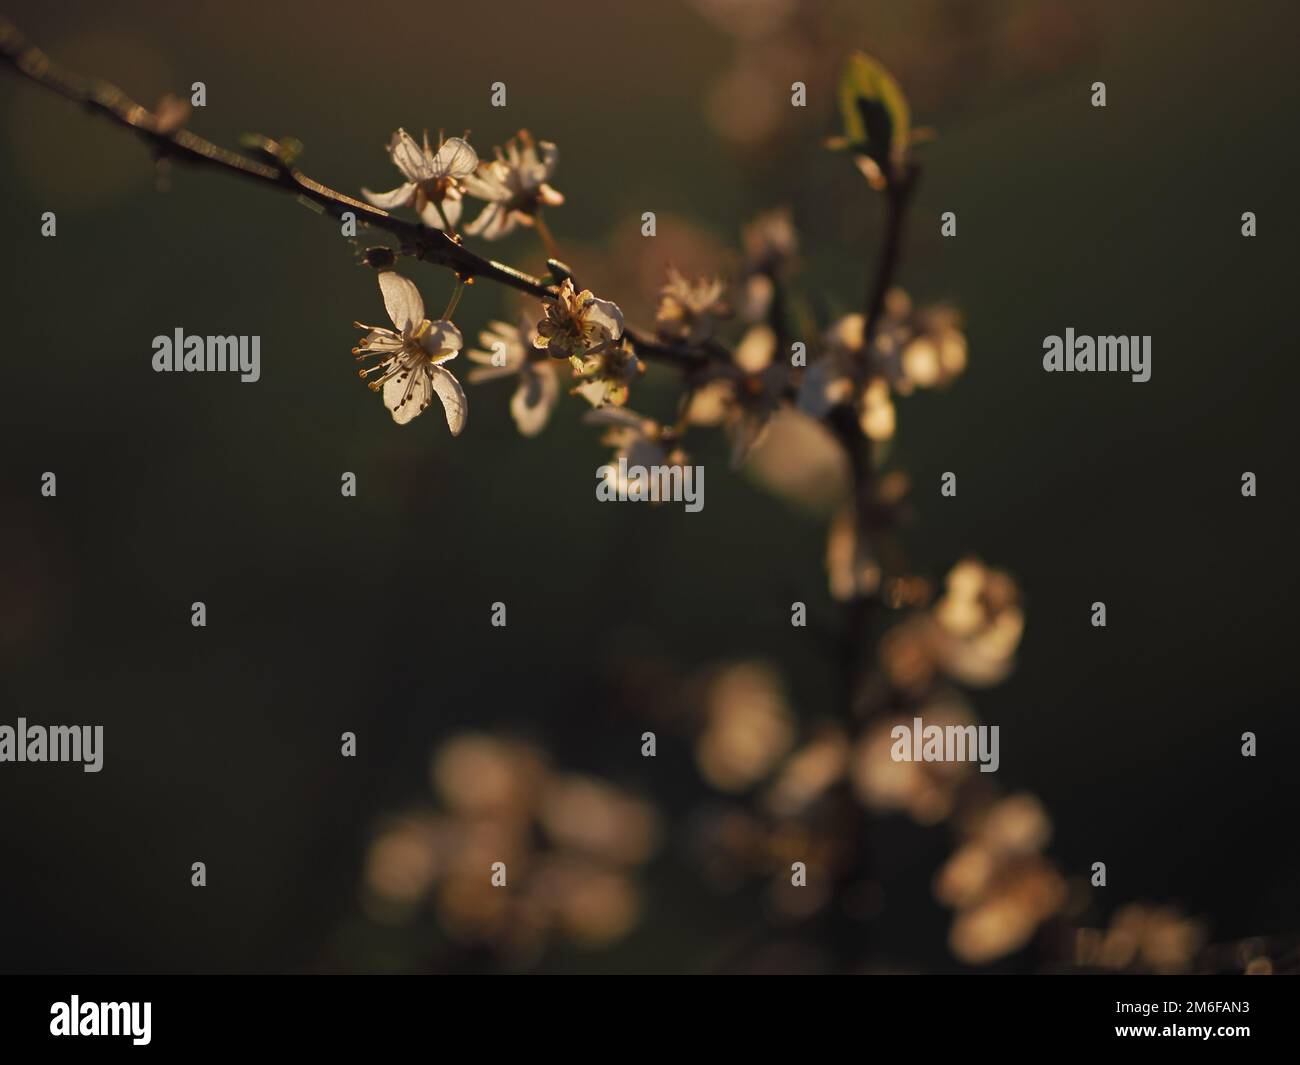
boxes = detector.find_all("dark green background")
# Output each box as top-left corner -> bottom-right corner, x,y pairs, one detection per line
1,0 -> 1296,972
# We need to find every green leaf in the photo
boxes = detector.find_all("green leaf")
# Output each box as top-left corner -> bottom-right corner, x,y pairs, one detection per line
835,52 -> 910,176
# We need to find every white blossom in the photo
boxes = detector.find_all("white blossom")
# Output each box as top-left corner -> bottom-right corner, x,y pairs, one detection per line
463,130 -> 564,240
467,316 -> 560,436
362,129 -> 478,231
353,272 -> 467,431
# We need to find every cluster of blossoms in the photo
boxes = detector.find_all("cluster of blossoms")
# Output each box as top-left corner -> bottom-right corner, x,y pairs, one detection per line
363,732 -> 659,960
346,121 -> 965,493
345,107 -> 1059,974
852,559 -> 1065,965
350,126 -> 652,432
361,127 -> 561,238
1072,904 -> 1208,974
673,557 -> 1070,967
933,793 -> 1065,965
344,75 -> 1213,974
672,210 -> 966,477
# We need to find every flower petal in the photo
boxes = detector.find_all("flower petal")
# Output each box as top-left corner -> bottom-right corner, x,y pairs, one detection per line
583,406 -> 648,430
462,163 -> 512,202
535,140 -> 559,179
361,183 -> 416,210
430,136 -> 478,179
379,272 -> 425,333
383,357 -> 433,425
463,201 -> 515,240
361,329 -> 405,354
585,296 -> 625,341
735,324 -> 777,373
429,363 -> 467,435
388,128 -> 434,182
510,363 -> 559,436
467,322 -> 525,368
422,319 -> 463,362
419,195 -> 462,230
467,364 -> 517,383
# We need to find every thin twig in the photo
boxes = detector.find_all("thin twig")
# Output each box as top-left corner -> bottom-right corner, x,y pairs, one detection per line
0,17 -> 705,372
831,164 -> 920,718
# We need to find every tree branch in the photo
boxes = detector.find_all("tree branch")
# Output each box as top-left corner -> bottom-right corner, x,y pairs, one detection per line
0,17 -> 705,371
863,171 -> 916,328
832,164 -> 920,718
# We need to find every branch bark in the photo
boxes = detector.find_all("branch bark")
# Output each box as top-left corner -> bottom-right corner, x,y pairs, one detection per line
831,164 -> 919,719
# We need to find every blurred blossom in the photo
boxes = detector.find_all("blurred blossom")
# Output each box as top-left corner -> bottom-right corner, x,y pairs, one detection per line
947,856 -> 1066,965
931,558 -> 1025,686
871,289 -> 967,396
934,795 -> 1053,908
936,791 -> 1064,965
684,323 -> 790,466
879,558 -> 1024,691
544,859 -> 643,948
879,616 -> 937,691
799,291 -> 967,442
467,315 -> 559,436
696,663 -> 796,791
539,775 -> 661,866
363,732 -> 656,959
571,340 -> 643,409
762,728 -> 849,818
741,207 -> 799,281
733,324 -> 778,375
850,695 -> 977,824
858,377 -> 897,441
737,272 -> 776,326
431,733 -> 545,817
732,207 -> 800,328
590,214 -> 731,324
437,869 -> 518,944
796,314 -> 860,419
1075,905 -> 1207,974
745,408 -> 851,514
364,812 -> 440,910
682,378 -> 732,429
933,840 -> 998,909
585,407 -> 690,493
974,793 -> 1053,856
655,267 -> 731,345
